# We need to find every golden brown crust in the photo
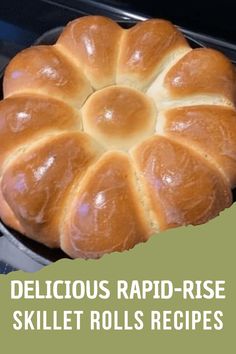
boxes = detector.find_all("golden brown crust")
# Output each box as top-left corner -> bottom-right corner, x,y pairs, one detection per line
1,132 -> 102,247
3,45 -> 92,107
164,48 -> 236,102
82,85 -> 157,150
57,16 -> 123,89
162,105 -> 236,187
117,19 -> 189,89
0,180 -> 25,234
132,136 -> 232,230
61,151 -> 151,258
0,95 -> 81,170
0,16 -> 235,259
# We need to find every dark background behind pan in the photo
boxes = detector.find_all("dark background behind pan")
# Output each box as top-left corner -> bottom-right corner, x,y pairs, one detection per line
0,0 -> 235,272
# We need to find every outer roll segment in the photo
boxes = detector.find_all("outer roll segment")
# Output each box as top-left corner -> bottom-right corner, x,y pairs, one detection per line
132,136 -> 232,230
161,105 -> 236,187
1,132 -> 102,247
117,19 -> 189,90
61,152 -> 151,259
57,16 -> 123,89
4,45 -> 92,107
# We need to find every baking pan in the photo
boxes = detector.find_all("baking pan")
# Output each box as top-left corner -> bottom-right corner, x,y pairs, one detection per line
0,12 -> 235,271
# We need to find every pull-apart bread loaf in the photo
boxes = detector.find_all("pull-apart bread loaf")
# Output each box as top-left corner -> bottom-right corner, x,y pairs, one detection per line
0,16 -> 235,259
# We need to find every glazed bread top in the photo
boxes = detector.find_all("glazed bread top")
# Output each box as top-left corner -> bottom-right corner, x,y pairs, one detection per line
0,16 -> 236,259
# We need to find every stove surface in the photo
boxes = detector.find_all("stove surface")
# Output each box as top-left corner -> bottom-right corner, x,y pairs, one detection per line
0,261 -> 16,274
